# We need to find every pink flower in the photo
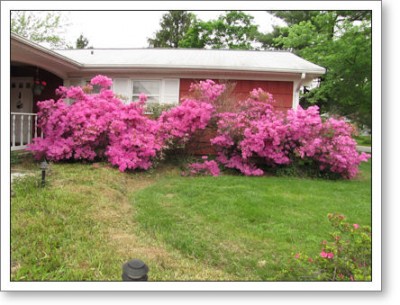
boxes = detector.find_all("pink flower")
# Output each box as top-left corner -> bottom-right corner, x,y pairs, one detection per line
353,224 -> 360,229
202,155 -> 208,160
320,251 -> 334,259
294,253 -> 300,259
90,75 -> 113,88
139,93 -> 147,103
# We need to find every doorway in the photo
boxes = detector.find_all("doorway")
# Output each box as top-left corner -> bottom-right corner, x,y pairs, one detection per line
11,77 -> 34,147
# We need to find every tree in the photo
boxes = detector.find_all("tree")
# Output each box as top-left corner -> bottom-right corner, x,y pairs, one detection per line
258,11 -> 320,50
11,11 -> 68,48
269,11 -> 320,26
273,11 -> 372,129
179,11 -> 260,50
76,34 -> 91,49
148,11 -> 195,48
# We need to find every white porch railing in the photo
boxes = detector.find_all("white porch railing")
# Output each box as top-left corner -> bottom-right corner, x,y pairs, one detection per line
11,112 -> 42,151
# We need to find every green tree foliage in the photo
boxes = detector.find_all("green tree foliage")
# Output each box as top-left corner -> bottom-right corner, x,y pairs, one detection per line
75,34 -> 91,49
179,11 -> 259,50
11,11 -> 68,48
270,11 -> 321,26
148,11 -> 195,48
273,11 -> 372,128
257,11 -> 320,50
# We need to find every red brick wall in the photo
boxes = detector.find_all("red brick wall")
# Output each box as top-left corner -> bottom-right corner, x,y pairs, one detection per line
179,79 -> 293,110
181,78 -> 294,155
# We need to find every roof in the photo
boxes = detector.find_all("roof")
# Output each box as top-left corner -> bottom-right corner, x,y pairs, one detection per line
53,48 -> 326,75
11,33 -> 325,76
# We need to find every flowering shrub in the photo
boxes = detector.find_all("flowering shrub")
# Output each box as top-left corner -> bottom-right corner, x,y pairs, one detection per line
188,79 -> 226,104
157,80 -> 224,149
105,99 -> 164,172
28,76 -> 223,172
90,75 -> 113,88
158,99 -> 215,142
211,89 -> 291,176
211,88 -> 370,178
278,213 -> 372,281
28,75 -> 123,162
286,106 -> 370,178
184,156 -> 220,177
28,75 -> 368,178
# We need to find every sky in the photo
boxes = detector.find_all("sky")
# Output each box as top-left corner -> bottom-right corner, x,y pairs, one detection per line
50,10 -> 286,49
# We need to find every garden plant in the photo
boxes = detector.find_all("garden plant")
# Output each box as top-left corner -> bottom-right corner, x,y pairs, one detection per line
28,75 -> 370,179
278,213 -> 371,281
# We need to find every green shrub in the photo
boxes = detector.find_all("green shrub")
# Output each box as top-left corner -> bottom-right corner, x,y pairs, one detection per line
145,103 -> 175,119
273,159 -> 342,180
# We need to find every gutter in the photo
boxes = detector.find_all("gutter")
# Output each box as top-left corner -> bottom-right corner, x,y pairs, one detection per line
11,33 -> 82,68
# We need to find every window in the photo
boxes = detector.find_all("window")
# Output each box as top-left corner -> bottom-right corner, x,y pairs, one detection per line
131,79 -> 179,105
132,80 -> 160,104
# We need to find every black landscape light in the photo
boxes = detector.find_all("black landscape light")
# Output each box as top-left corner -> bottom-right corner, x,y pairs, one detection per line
40,159 -> 48,187
122,259 -> 149,281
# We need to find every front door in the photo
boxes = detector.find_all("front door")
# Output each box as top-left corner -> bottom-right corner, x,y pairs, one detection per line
11,77 -> 34,146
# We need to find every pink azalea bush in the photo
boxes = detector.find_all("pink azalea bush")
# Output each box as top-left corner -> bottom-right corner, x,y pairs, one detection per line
211,88 -> 370,178
158,99 -> 215,142
29,75 -> 368,178
182,156 -> 221,177
286,106 -> 370,178
156,80 -> 224,149
28,76 -> 121,161
105,99 -> 163,172
28,76 -> 223,172
186,157 -> 221,177
188,79 -> 226,103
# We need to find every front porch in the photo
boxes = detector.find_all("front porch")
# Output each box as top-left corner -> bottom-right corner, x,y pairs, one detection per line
10,64 -> 63,151
11,112 -> 42,151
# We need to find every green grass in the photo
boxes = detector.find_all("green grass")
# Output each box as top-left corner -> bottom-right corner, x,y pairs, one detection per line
354,135 -> 372,146
132,161 -> 371,280
11,159 -> 371,281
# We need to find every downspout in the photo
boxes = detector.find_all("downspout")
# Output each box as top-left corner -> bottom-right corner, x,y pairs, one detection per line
292,72 -> 306,110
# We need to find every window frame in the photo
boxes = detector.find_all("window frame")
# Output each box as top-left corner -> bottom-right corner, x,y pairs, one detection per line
130,79 -> 180,105
131,79 -> 161,104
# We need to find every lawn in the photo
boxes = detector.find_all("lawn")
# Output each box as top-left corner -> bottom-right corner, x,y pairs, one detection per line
354,135 -> 372,146
10,157 -> 372,281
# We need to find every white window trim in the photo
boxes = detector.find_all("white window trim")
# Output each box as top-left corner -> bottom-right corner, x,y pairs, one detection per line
130,79 -> 180,105
63,78 -> 181,106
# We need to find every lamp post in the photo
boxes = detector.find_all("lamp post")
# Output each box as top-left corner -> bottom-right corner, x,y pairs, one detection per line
122,259 -> 149,281
40,160 -> 48,187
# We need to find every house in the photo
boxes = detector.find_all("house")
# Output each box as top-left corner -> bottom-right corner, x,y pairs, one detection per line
10,33 -> 326,151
